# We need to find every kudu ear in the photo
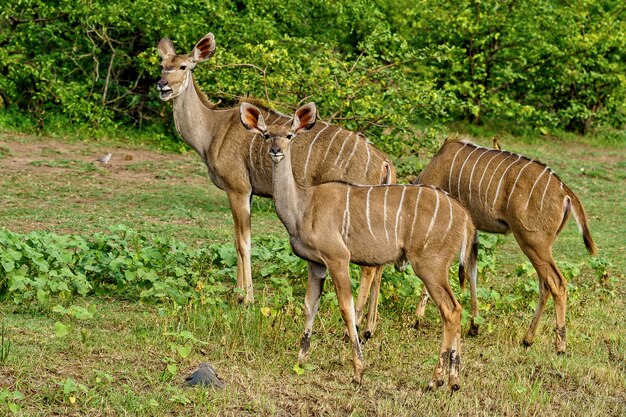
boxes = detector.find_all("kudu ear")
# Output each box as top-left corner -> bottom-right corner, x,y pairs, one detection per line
157,38 -> 176,60
240,103 -> 268,136
192,33 -> 216,63
291,102 -> 317,134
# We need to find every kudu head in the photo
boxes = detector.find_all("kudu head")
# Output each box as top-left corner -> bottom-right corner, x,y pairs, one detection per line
239,102 -> 317,162
156,33 -> 216,101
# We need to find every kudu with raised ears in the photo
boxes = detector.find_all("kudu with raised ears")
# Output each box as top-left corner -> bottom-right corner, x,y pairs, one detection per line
412,138 -> 597,354
156,33 -> 395,305
240,102 -> 478,391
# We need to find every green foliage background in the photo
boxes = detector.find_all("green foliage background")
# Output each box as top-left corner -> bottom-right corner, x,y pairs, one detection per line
0,0 -> 625,152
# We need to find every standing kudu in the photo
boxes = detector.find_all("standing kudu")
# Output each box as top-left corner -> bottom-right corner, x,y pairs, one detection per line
361,137 -> 596,354
240,102 -> 478,391
156,33 -> 395,305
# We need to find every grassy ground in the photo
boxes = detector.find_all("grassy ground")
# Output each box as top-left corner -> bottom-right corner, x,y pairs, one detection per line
0,131 -> 624,416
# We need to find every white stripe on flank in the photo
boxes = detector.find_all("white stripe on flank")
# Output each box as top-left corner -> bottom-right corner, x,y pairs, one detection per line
394,186 -> 407,246
283,117 -> 293,126
409,187 -> 423,248
483,153 -> 514,203
364,143 -> 372,179
321,129 -> 343,166
467,148 -> 491,205
383,187 -> 390,243
445,194 -> 453,236
448,143 -> 469,192
333,132 -> 354,166
506,159 -> 534,210
342,188 -> 351,240
341,136 -> 360,172
424,190 -> 440,247
524,166 -> 549,210
540,172 -> 553,212
492,155 -> 522,207
457,147 -> 481,198
303,123 -> 330,178
476,152 -> 501,202
366,187 -> 375,238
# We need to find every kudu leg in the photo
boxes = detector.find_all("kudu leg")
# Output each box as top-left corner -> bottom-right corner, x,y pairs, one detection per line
363,266 -> 384,340
328,260 -> 364,385
415,263 -> 462,391
298,262 -> 327,365
355,266 -> 377,332
515,233 -> 568,353
413,285 -> 430,330
227,190 -> 254,304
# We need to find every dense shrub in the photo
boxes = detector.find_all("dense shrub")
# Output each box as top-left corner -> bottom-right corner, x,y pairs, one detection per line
0,0 -> 624,147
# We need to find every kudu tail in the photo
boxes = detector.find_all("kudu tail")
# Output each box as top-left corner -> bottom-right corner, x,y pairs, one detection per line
564,186 -> 597,256
458,222 -> 478,295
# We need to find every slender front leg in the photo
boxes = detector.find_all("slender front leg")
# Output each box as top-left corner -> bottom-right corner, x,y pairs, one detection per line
363,266 -> 384,339
355,266 -> 376,331
328,260 -> 364,385
298,262 -> 327,365
226,190 -> 253,304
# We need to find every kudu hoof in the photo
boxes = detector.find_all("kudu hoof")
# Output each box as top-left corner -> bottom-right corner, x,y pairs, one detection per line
468,322 -> 479,337
413,319 -> 422,330
522,339 -> 534,348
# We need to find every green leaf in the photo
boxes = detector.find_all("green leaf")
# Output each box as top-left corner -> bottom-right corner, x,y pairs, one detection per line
54,321 -> 70,338
293,363 -> 305,375
176,345 -> 192,359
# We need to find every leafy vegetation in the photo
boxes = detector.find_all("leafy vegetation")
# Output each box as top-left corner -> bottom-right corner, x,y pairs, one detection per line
1,0 -> 624,156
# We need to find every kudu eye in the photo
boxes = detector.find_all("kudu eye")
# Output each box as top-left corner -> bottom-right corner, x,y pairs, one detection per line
180,65 -> 187,70
286,133 -> 294,140
263,133 -> 270,140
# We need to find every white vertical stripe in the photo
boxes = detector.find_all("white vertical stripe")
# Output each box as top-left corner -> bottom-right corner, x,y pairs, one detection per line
492,155 -> 522,207
303,123 -> 330,178
409,187 -> 423,248
333,132 -> 354,166
394,186 -> 407,246
540,172 -> 553,212
448,143 -> 469,192
483,153 -> 513,203
524,166 -> 549,210
476,152 -> 501,202
467,148 -> 491,205
321,129 -> 343,167
341,136 -> 360,173
506,159 -> 534,210
424,189 -> 440,246
342,187 -> 351,240
364,143 -> 372,180
365,187 -> 375,238
457,147 -> 481,198
445,194 -> 453,235
383,187 -> 390,243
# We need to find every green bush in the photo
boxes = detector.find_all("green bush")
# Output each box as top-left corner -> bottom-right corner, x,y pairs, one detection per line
0,0 -> 624,150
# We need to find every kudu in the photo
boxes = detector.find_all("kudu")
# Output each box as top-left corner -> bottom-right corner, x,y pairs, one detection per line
240,102 -> 478,391
363,137 -> 597,354
156,33 -> 395,305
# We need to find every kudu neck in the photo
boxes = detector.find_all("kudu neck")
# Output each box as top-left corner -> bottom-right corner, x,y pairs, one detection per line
271,144 -> 305,231
171,73 -> 217,158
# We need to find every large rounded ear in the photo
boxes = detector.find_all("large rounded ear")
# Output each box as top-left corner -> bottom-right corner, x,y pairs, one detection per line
157,38 -> 176,60
240,103 -> 268,135
291,102 -> 317,134
192,33 -> 216,63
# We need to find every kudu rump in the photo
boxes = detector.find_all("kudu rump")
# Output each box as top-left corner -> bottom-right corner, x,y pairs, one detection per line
156,33 -> 394,305
411,138 -> 597,353
240,102 -> 478,391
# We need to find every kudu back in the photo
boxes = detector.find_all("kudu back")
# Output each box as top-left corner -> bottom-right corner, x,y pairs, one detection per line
240,102 -> 478,391
413,138 -> 597,353
156,33 -> 395,305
